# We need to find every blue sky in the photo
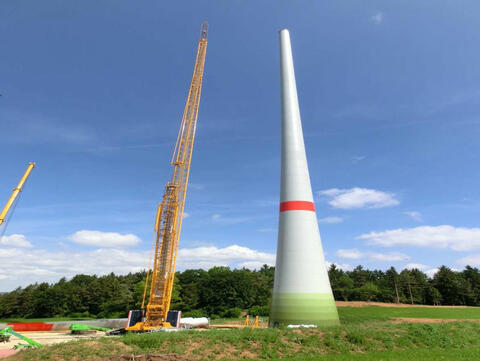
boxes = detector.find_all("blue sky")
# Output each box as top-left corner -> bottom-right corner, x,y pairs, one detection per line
1,1 -> 480,291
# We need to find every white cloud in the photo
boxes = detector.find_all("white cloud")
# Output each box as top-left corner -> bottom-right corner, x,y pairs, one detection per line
319,187 -> 399,209
336,249 -> 363,259
0,244 -> 276,292
369,252 -> 410,262
178,245 -> 275,265
68,230 -> 141,247
0,234 -> 32,248
0,248 -> 150,291
237,261 -> 269,270
458,254 -> 480,267
371,12 -> 384,25
404,211 -> 423,222
404,263 -> 429,271
183,212 -> 190,219
425,268 -> 439,278
319,216 -> 343,224
336,248 -> 410,262
358,225 -> 480,251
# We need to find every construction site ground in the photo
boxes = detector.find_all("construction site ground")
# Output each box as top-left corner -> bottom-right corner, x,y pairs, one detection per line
2,304 -> 480,360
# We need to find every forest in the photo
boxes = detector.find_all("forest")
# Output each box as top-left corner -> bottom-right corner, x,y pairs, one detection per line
0,264 -> 479,320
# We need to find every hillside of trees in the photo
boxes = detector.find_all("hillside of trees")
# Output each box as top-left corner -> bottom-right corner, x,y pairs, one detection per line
0,264 -> 479,320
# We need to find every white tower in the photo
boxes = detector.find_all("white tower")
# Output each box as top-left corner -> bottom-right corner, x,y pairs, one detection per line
269,29 -> 339,327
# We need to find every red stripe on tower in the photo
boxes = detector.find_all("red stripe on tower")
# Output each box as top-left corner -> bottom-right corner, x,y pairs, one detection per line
280,201 -> 315,212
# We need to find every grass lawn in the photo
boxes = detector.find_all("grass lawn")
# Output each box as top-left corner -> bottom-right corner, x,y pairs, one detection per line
4,306 -> 480,360
210,305 -> 480,325
284,348 -> 480,361
337,305 -> 480,324
9,319 -> 480,360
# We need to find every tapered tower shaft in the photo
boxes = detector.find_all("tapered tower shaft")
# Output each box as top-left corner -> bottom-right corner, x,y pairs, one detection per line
269,29 -> 339,327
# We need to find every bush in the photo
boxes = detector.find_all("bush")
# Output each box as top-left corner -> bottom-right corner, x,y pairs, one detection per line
68,311 -> 91,319
221,307 -> 242,318
182,309 -> 206,318
248,305 -> 270,316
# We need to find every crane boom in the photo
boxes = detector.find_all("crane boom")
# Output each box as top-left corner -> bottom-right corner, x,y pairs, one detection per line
129,22 -> 208,331
0,162 -> 35,227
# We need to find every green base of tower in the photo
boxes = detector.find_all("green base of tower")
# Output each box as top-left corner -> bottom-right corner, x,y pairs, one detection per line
269,292 -> 340,327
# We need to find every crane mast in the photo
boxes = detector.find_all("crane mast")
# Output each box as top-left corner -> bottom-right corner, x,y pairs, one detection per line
0,162 -> 35,227
129,22 -> 208,331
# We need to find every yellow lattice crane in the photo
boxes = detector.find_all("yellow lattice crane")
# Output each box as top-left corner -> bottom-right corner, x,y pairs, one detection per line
0,162 -> 35,228
127,22 -> 208,331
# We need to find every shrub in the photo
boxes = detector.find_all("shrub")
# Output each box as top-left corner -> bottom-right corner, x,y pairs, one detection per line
221,307 -> 242,318
68,311 -> 91,319
248,305 -> 270,316
182,309 -> 206,318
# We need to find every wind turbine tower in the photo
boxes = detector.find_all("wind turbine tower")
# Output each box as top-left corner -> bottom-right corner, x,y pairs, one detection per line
269,29 -> 339,327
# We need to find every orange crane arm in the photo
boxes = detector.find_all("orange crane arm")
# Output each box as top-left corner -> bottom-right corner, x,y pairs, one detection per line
128,22 -> 208,331
0,162 -> 35,227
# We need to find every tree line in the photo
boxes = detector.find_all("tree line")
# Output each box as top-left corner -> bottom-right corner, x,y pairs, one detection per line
0,264 -> 479,320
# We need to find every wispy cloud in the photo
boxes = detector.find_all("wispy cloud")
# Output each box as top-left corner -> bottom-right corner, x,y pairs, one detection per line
458,254 -> 480,267
257,228 -> 276,233
351,156 -> 366,163
1,109 -> 96,146
319,188 -> 399,209
189,183 -> 205,190
83,142 -> 170,153
404,211 -> 423,222
358,225 -> 480,251
426,89 -> 480,116
211,213 -> 250,224
336,248 -> 409,262
370,11 -> 384,25
319,216 -> 343,224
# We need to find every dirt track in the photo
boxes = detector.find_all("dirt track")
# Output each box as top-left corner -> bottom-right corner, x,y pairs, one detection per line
0,331 -> 104,353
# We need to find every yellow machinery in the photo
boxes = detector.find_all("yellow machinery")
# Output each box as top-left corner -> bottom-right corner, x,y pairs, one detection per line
127,22 -> 208,331
0,162 -> 35,228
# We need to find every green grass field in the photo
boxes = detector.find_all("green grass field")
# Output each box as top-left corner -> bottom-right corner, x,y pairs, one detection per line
337,305 -> 480,323
210,305 -> 480,325
5,306 -> 480,361
280,348 -> 480,361
3,305 -> 479,325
